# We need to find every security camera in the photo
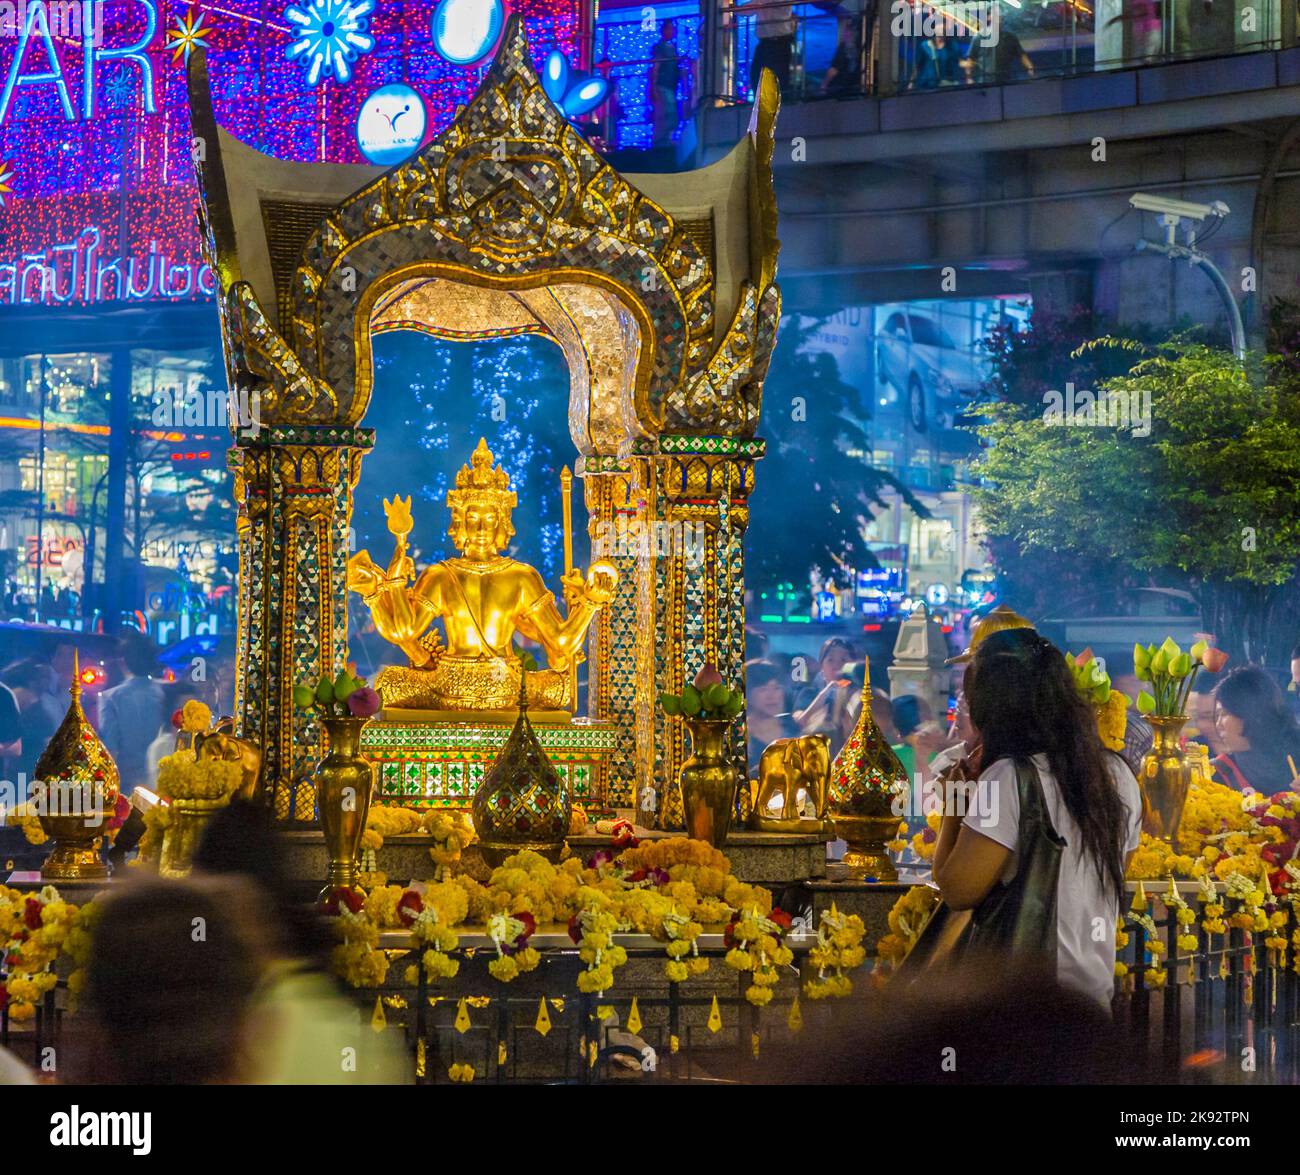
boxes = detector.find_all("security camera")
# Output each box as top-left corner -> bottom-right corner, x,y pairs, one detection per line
1129,192 -> 1229,221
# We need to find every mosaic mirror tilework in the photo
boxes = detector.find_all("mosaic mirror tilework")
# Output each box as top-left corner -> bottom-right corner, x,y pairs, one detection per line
362,719 -> 616,811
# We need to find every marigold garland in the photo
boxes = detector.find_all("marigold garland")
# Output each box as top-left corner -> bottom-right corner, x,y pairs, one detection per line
0,885 -> 94,1021
805,904 -> 867,999
724,907 -> 795,1006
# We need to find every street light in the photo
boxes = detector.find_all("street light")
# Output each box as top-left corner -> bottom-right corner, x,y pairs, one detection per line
1128,191 -> 1245,361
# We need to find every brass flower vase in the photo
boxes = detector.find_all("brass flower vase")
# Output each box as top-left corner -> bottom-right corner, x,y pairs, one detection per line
1138,714 -> 1193,844
315,717 -> 375,901
159,797 -> 229,878
680,718 -> 739,848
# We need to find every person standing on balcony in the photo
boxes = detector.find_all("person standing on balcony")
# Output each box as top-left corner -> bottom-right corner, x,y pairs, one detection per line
742,0 -> 797,94
820,14 -> 860,97
908,32 -> 961,89
650,19 -> 681,147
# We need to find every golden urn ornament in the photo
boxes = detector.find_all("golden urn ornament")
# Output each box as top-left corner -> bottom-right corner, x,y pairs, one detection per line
32,653 -> 120,880
471,673 -> 571,867
749,734 -> 831,834
346,438 -> 617,714
829,660 -> 908,881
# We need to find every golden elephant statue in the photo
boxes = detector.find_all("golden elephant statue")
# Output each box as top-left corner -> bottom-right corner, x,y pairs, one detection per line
194,720 -> 263,804
748,734 -> 832,834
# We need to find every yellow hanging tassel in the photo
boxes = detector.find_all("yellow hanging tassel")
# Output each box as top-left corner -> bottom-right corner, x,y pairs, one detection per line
751,1031 -> 761,1058
707,994 -> 722,1034
626,997 -> 642,1036
454,996 -> 471,1034
787,995 -> 803,1033
371,995 -> 387,1032
1219,954 -> 1231,981
535,997 -> 552,1037
669,1034 -> 680,1054
588,1039 -> 598,1068
416,1037 -> 426,1079
498,1041 -> 507,1066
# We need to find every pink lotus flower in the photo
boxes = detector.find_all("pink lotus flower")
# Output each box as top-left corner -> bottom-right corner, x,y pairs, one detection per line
347,686 -> 381,718
693,662 -> 723,689
1200,648 -> 1229,673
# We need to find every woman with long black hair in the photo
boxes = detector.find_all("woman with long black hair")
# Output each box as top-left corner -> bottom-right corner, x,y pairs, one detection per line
1212,666 -> 1300,797
931,628 -> 1142,1008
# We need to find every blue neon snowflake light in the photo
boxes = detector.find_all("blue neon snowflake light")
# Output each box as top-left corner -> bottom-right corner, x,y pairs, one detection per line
284,0 -> 376,87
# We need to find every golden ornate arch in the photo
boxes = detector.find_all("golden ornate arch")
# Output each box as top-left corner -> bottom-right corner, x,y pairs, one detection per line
188,19 -> 783,818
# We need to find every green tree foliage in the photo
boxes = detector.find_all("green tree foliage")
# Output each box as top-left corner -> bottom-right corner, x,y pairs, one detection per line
973,340 -> 1300,664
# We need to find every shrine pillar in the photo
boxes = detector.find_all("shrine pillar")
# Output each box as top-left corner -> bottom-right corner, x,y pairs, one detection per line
647,438 -> 762,829
229,423 -> 373,819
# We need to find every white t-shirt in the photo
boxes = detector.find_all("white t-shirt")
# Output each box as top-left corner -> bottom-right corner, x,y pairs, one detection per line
963,752 -> 1142,1008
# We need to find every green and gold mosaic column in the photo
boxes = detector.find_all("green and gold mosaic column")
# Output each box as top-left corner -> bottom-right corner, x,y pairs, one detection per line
649,436 -> 762,829
229,424 -> 373,818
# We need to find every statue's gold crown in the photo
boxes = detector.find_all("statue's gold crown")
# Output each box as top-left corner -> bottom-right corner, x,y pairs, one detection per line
447,438 -> 517,510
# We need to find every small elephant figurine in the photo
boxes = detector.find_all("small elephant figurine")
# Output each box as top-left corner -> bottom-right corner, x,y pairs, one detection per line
749,734 -> 832,834
194,719 -> 263,804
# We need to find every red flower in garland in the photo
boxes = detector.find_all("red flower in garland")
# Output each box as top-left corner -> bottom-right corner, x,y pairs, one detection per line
499,911 -> 536,956
106,793 -> 130,835
567,914 -> 582,944
23,897 -> 42,931
321,887 -> 364,916
396,890 -> 424,927
609,818 -> 639,850
171,708 -> 185,730
768,908 -> 793,934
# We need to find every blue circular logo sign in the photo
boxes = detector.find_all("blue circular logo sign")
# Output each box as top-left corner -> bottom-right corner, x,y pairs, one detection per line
356,84 -> 427,165
432,0 -> 505,66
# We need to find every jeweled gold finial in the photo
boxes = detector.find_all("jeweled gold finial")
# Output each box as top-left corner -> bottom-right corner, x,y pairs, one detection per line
447,438 -> 516,507
33,649 -> 121,880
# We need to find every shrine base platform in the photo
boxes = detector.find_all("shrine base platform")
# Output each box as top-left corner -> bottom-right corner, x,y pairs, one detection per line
274,827 -> 829,888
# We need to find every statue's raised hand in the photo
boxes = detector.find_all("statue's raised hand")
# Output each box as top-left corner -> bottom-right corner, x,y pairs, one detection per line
582,560 -> 619,607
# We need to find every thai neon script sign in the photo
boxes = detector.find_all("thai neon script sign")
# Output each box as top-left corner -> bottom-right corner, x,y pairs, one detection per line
0,224 -> 214,305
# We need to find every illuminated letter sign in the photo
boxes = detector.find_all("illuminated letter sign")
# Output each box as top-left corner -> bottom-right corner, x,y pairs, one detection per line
0,2 -> 76,125
84,0 -> 157,117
